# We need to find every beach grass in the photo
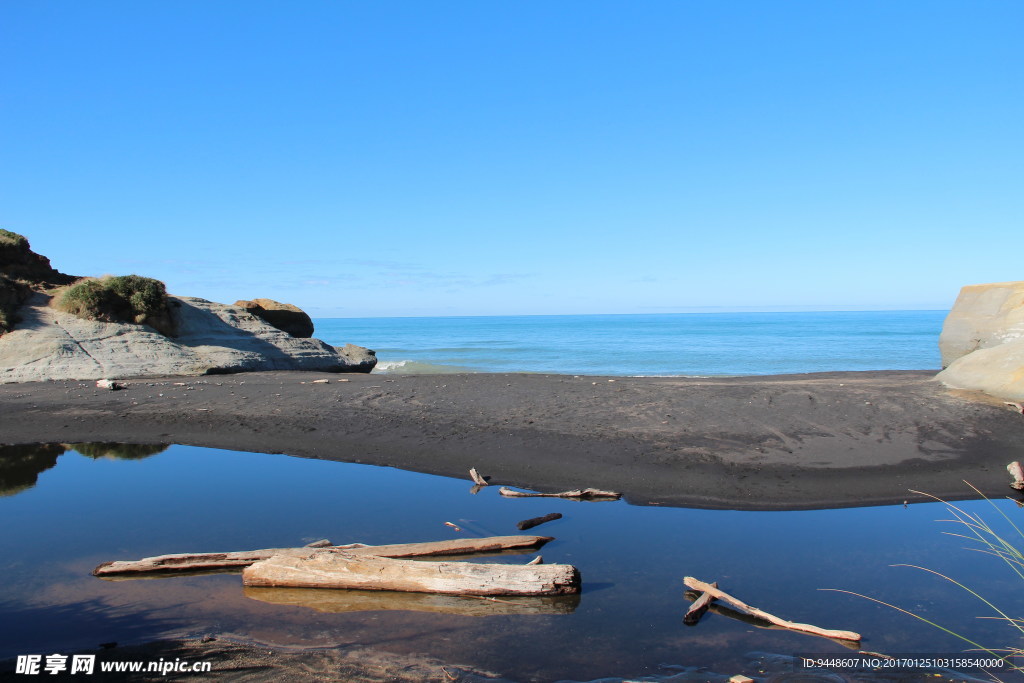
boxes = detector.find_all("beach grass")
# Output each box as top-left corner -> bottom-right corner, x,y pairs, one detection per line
827,484 -> 1024,678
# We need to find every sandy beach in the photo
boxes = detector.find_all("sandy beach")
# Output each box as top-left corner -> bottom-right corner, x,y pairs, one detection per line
1,369 -> 1021,510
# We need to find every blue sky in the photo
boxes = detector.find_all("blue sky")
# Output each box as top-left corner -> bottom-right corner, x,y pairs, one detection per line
2,1 -> 1021,317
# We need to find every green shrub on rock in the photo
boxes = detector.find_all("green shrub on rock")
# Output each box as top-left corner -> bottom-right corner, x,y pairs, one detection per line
0,229 -> 29,250
56,275 -> 176,336
68,442 -> 169,460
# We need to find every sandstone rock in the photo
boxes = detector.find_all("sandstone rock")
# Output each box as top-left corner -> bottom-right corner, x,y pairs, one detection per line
0,293 -> 376,382
936,338 -> 1024,402
233,298 -> 314,338
936,281 -> 1024,401
938,281 -> 1024,368
0,275 -> 30,333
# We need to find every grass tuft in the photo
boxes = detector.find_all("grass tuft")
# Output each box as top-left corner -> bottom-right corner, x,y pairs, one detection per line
0,229 -> 28,250
826,483 -> 1024,679
56,275 -> 175,335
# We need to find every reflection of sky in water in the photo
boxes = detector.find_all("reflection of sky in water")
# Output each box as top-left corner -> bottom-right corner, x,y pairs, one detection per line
0,444 -> 1021,680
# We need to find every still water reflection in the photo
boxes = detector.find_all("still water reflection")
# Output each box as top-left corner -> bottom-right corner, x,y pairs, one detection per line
0,444 -> 1020,680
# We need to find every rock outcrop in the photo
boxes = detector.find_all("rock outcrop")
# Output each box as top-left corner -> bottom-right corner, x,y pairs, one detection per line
335,343 -> 378,373
0,230 -> 76,288
0,276 -> 28,333
936,281 -> 1024,401
0,230 -> 76,334
0,231 -> 377,381
233,298 -> 314,338
0,293 -> 376,382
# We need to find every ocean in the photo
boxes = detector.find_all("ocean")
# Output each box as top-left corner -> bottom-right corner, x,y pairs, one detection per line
314,310 -> 948,376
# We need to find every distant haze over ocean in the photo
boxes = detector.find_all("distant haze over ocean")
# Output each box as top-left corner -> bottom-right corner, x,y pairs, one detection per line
315,310 -> 947,376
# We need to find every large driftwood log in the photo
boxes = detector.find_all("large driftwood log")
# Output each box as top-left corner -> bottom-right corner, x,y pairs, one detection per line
1008,461 -> 1024,490
683,577 -> 861,643
242,551 -> 581,596
499,487 -> 621,500
244,586 -> 579,616
94,536 -> 553,577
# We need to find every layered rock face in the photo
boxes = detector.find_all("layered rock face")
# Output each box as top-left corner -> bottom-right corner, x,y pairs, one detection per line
936,281 -> 1024,401
233,298 -> 314,338
0,293 -> 376,382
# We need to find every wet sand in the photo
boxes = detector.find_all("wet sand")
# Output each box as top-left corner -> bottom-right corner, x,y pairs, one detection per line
1,370 -> 1021,510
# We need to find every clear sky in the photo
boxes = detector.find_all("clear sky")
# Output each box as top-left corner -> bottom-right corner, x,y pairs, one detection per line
2,1 -> 1021,318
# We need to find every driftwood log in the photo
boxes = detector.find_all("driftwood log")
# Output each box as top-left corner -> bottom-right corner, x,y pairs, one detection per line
244,585 -> 579,616
94,536 -> 553,577
683,577 -> 861,644
469,468 -> 489,486
683,590 -> 861,650
499,487 -> 621,500
517,513 -> 563,531
1008,461 -> 1024,490
242,550 -> 581,596
683,580 -> 717,625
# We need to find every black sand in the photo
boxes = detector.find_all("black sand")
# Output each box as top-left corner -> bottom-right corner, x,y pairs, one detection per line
1,370 -> 1021,510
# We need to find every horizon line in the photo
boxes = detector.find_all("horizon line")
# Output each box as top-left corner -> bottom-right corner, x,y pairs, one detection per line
309,307 -> 949,321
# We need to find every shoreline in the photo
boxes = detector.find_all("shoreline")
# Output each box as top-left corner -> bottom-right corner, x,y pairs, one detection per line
1,369 -> 1022,510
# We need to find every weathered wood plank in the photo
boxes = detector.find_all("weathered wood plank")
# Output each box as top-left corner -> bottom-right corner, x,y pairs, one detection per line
499,487 -> 621,500
243,551 -> 581,596
93,547 -> 317,577
344,536 -> 553,558
93,535 -> 553,577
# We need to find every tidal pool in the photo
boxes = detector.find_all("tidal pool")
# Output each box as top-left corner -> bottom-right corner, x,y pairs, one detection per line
0,443 -> 1020,681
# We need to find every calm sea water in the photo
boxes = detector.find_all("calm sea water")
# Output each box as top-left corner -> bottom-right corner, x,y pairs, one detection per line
0,444 -> 1015,681
315,310 -> 947,376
